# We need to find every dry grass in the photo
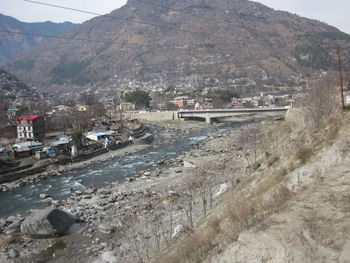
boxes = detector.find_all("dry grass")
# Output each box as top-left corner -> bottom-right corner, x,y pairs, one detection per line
156,109 -> 348,263
0,236 -> 16,248
297,147 -> 314,164
157,171 -> 292,263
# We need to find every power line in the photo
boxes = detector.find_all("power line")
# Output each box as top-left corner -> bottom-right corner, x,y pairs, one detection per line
0,29 -> 131,47
17,1 -> 349,53
22,0 -> 229,41
22,0 -> 273,46
0,29 -> 253,67
0,28 -> 253,57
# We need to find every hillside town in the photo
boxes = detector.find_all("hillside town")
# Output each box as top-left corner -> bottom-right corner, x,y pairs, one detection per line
0,72 -> 302,184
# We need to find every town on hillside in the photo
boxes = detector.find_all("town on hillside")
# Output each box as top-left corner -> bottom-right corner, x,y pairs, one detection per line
0,78 -> 303,177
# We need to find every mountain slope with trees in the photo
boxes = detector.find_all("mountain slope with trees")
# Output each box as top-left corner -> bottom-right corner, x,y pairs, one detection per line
4,0 -> 350,91
0,14 -> 76,65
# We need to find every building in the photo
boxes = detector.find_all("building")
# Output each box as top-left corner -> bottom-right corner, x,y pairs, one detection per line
170,96 -> 195,108
76,105 -> 89,112
12,141 -> 44,158
49,135 -> 72,152
7,108 -> 18,120
17,115 -> 45,141
85,131 -> 116,142
119,102 -> 136,111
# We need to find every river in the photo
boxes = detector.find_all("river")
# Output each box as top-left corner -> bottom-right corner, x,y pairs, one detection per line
0,123 -> 238,219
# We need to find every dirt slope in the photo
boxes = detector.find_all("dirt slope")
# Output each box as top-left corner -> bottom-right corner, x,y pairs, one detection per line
206,115 -> 350,262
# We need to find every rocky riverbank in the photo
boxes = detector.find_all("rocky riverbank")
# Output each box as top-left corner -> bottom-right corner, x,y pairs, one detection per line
0,144 -> 150,192
0,121 -> 212,193
0,119 -> 258,263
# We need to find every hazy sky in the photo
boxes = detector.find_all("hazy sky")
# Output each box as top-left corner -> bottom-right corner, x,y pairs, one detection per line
0,0 -> 349,34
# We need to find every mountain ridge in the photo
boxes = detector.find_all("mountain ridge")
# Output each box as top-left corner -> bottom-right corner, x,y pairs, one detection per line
0,13 -> 77,65
4,0 -> 350,93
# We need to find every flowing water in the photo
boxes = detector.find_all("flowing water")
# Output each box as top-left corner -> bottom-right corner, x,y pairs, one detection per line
0,124 -> 236,218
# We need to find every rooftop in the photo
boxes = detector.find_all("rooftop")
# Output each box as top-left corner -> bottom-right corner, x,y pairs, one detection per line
17,115 -> 41,121
12,141 -> 43,149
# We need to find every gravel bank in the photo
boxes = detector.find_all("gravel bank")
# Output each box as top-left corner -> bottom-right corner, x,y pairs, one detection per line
0,121 -> 258,262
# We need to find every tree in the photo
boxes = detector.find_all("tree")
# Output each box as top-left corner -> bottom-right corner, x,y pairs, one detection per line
165,102 -> 179,111
206,88 -> 239,108
80,92 -> 99,106
0,96 -> 8,125
304,76 -> 340,129
125,90 -> 151,109
164,86 -> 175,94
71,130 -> 83,149
92,102 -> 106,117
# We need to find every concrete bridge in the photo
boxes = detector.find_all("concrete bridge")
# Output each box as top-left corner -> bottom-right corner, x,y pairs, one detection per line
177,107 -> 289,123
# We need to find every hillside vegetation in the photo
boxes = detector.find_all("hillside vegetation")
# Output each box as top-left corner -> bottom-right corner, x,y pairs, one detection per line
0,14 -> 76,65
4,0 -> 350,91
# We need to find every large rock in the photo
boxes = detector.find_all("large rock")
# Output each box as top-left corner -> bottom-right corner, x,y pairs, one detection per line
98,224 -> 114,234
20,208 -> 79,238
183,161 -> 196,168
100,251 -> 117,263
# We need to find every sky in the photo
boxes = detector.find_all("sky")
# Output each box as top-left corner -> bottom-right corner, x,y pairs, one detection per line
0,0 -> 349,34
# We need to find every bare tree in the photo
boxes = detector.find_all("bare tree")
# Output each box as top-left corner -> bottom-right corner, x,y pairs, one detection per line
223,163 -> 240,187
149,212 -> 163,255
304,76 -> 340,129
126,220 -> 152,263
162,198 -> 176,246
180,175 -> 198,230
237,124 -> 266,167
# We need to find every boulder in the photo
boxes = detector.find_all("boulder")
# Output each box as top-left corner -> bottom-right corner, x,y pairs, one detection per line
6,220 -> 22,234
98,224 -> 114,234
143,171 -> 152,176
0,218 -> 6,227
174,168 -> 182,173
39,193 -> 49,199
214,183 -> 229,198
85,188 -> 97,194
8,248 -> 19,258
183,161 -> 196,168
100,251 -> 117,263
172,224 -> 184,238
20,208 -> 79,238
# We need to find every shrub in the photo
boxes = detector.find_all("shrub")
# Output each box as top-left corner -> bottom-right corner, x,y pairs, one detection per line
297,147 -> 314,164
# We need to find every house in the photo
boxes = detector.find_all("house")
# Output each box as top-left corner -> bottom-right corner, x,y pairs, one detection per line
170,96 -> 195,108
17,115 -> 45,141
76,105 -> 89,112
7,108 -> 18,120
85,131 -> 116,142
12,141 -> 43,158
49,135 -> 72,153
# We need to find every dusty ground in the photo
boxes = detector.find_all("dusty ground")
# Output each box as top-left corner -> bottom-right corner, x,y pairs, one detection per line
200,115 -> 350,263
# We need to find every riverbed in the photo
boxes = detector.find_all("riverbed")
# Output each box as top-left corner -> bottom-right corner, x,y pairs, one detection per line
0,122 -> 233,218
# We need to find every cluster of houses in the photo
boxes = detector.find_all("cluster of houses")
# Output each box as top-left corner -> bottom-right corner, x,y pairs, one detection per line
0,112 -> 143,162
231,93 -> 294,108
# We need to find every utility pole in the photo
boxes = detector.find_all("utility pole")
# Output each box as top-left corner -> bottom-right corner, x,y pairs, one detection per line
337,44 -> 345,109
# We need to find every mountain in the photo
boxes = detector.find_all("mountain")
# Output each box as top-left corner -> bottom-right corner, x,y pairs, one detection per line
4,0 -> 350,94
0,14 -> 77,64
0,68 -> 40,103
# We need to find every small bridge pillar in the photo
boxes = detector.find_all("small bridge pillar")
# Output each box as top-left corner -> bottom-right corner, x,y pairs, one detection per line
205,116 -> 212,124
